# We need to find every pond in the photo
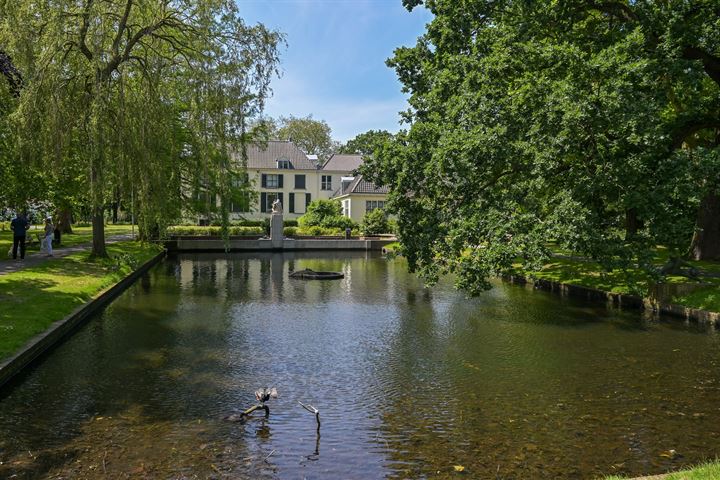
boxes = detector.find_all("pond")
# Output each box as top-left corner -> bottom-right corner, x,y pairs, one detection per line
1,252 -> 719,479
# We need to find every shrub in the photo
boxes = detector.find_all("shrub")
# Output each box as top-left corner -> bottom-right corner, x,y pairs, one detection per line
167,225 -> 263,236
298,199 -> 357,230
283,219 -> 298,227
361,209 -> 390,235
232,219 -> 264,227
299,226 -> 341,236
229,226 -> 264,236
283,226 -> 298,236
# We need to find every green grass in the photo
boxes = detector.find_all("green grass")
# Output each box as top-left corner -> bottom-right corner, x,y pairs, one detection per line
671,286 -> 720,313
528,257 -> 651,295
0,241 -> 163,361
604,459 -> 720,479
382,242 -> 401,254
0,224 -> 134,257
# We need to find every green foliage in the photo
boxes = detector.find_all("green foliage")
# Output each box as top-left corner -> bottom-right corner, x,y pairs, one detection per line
0,1 -> 282,254
297,226 -> 344,236
283,226 -> 298,236
283,219 -> 299,227
366,1 -> 720,295
298,199 -> 356,230
167,226 -> 263,236
275,114 -> 335,162
361,208 -> 390,235
340,130 -> 394,156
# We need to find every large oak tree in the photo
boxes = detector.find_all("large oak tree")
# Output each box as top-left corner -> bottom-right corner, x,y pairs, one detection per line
365,0 -> 720,294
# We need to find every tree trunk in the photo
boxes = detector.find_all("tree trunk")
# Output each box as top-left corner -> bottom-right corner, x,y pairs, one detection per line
625,208 -> 641,239
55,207 -> 74,234
690,191 -> 720,260
91,206 -> 107,258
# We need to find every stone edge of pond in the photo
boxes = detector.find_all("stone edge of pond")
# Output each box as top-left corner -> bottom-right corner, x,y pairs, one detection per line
0,250 -> 167,392
504,275 -> 719,325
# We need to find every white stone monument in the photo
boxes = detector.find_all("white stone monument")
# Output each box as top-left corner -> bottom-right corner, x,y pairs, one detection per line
270,199 -> 283,248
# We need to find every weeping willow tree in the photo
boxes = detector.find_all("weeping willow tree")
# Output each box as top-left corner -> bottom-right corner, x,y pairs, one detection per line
0,0 -> 282,255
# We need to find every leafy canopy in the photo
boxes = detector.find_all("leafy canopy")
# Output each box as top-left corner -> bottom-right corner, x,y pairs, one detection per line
364,0 -> 720,294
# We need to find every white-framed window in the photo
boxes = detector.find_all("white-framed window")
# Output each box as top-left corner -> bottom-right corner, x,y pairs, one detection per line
277,159 -> 291,169
266,174 -> 280,188
366,200 -> 385,212
342,199 -> 350,217
321,175 -> 332,190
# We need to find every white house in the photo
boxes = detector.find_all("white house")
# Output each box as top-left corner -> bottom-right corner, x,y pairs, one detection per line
232,141 -> 389,222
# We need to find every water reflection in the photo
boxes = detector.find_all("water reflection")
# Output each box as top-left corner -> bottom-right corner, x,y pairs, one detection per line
0,252 -> 718,479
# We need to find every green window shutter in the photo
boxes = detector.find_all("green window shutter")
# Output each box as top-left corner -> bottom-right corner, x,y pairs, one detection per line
261,174 -> 267,188
260,192 -> 267,212
289,193 -> 295,213
278,174 -> 284,188
305,193 -> 311,209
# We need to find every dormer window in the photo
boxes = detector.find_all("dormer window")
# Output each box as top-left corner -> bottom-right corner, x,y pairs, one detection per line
277,159 -> 292,169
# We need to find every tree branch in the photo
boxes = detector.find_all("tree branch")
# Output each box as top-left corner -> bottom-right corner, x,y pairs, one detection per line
681,46 -> 720,86
111,0 -> 134,59
78,0 -> 94,61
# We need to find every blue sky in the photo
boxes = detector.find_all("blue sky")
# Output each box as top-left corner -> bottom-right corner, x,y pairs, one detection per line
237,0 -> 433,142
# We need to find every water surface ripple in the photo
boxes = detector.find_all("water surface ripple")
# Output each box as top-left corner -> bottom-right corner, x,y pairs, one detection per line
0,252 -> 719,479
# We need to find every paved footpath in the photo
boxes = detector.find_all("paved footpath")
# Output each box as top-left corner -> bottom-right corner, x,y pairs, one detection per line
0,234 -> 135,276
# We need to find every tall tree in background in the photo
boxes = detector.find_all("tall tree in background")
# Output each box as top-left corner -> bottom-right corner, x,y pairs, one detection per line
275,114 -> 334,161
365,1 -> 720,294
340,130 -> 394,155
1,0 -> 281,256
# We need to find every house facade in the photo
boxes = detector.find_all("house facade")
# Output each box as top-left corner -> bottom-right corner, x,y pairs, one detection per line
331,175 -> 390,220
232,141 -> 388,223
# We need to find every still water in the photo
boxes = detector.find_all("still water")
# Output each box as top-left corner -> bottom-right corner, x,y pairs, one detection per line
1,252 -> 719,479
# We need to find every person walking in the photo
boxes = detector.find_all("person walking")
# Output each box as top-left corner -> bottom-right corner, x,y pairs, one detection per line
43,217 -> 54,256
10,212 -> 30,260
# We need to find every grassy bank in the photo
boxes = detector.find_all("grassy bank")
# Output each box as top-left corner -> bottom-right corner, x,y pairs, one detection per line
383,242 -> 720,313
529,256 -> 720,313
0,241 -> 163,361
604,459 -> 720,479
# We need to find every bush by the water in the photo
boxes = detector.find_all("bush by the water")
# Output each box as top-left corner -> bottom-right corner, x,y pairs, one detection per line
283,226 -> 298,236
298,199 -> 356,230
168,226 -> 264,236
361,209 -> 390,235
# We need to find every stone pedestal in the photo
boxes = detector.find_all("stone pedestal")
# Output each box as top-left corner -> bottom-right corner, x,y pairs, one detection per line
270,213 -> 284,249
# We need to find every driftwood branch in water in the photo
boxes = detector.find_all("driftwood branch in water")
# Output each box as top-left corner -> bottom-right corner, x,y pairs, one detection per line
242,403 -> 270,418
298,401 -> 321,432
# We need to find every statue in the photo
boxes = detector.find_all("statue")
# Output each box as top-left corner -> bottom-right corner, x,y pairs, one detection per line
272,198 -> 283,214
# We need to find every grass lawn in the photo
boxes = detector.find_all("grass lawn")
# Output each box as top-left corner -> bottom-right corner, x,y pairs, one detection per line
528,257 -> 720,313
0,241 -> 163,361
604,460 -> 720,479
0,224 -> 134,257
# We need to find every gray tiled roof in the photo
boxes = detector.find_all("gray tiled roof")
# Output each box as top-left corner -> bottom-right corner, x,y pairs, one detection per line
322,154 -> 363,172
239,141 -> 318,170
332,175 -> 389,197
